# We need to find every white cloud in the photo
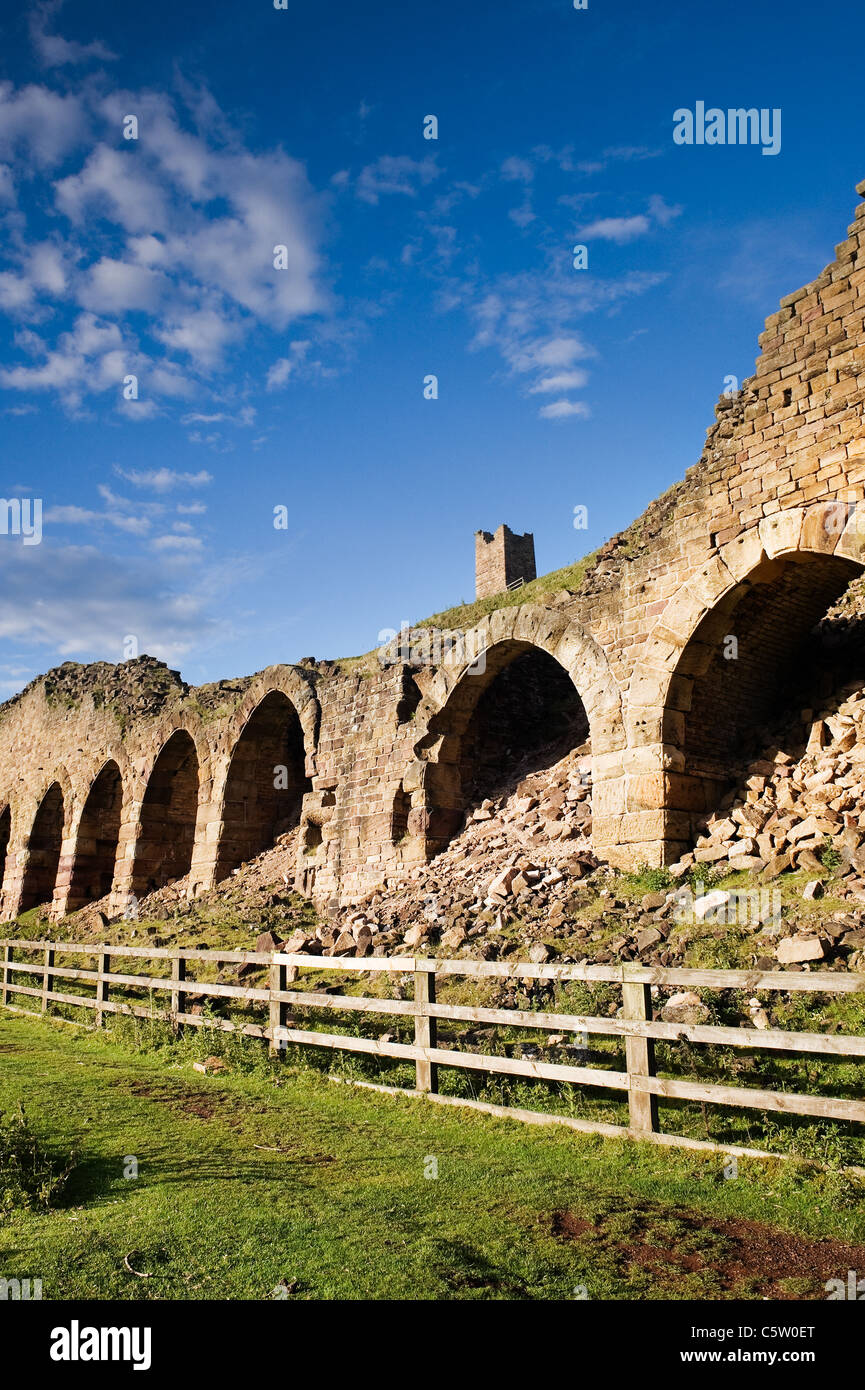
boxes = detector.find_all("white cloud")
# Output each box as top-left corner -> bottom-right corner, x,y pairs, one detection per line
77,257 -> 166,313
508,200 -> 535,229
26,241 -> 70,295
43,503 -> 151,535
0,313 -> 132,408
500,156 -> 534,184
648,194 -> 683,227
117,398 -> 160,421
147,363 -> 195,398
355,155 -> 439,205
579,215 -> 651,244
520,336 -> 592,370
55,145 -> 169,233
152,533 -> 204,552
266,339 -> 311,390
29,1 -> 116,67
0,82 -> 87,167
1,80 -> 330,411
602,145 -> 662,163
0,271 -> 34,313
181,406 -> 255,427
0,340 -> 82,392
156,308 -> 243,369
267,358 -> 293,389
115,467 -> 212,493
528,370 -> 589,393
0,540 -> 211,665
538,399 -> 590,420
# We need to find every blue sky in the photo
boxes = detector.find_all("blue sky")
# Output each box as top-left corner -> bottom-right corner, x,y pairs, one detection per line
1,0 -> 864,696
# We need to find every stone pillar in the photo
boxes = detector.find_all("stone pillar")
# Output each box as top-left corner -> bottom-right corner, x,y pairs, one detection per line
109,798 -> 142,918
187,798 -> 222,898
51,827 -> 77,920
0,837 -> 26,921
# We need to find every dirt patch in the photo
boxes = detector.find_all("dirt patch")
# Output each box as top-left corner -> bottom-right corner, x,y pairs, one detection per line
121,1079 -> 336,1162
126,1079 -> 221,1121
551,1203 -> 865,1298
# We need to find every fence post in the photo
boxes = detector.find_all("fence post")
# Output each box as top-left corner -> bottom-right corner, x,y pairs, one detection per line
269,957 -> 287,1057
1,943 -> 9,1007
95,950 -> 110,1029
41,945 -> 55,1015
171,954 -> 186,1033
414,961 -> 438,1094
622,975 -> 658,1133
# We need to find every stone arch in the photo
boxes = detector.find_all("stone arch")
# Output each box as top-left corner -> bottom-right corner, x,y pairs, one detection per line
626,505 -> 865,863
131,730 -> 200,895
20,781 -> 66,912
0,804 -> 10,905
215,688 -> 312,881
67,761 -> 124,911
220,666 -> 320,770
400,604 -> 623,857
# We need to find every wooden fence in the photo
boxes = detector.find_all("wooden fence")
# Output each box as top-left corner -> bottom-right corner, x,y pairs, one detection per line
3,937 -> 865,1159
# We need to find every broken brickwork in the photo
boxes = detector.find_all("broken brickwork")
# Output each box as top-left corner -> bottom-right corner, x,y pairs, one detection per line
3,177 -> 865,919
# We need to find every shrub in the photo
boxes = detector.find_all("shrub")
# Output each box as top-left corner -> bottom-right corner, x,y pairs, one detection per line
623,865 -> 674,895
820,836 -> 842,873
0,1105 -> 74,1214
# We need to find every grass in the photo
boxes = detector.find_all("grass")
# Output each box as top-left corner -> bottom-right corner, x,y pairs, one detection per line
0,1103 -> 74,1215
334,552 -> 598,672
7,889 -> 319,955
7,889 -> 865,1171
2,1012 -> 865,1301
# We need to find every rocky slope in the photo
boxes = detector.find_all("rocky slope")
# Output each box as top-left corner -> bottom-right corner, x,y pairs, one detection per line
52,659 -> 865,978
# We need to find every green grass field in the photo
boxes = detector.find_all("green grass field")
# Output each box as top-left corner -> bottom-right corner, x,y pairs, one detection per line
3,1012 -> 865,1301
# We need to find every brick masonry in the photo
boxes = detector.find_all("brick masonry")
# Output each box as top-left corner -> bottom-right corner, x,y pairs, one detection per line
3,176 -> 865,919
475,525 -> 537,598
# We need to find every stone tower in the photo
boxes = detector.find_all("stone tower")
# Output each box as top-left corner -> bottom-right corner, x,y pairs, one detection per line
474,525 -> 537,600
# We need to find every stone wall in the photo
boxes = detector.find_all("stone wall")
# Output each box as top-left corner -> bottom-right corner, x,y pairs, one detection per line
2,175 -> 865,918
475,524 -> 537,598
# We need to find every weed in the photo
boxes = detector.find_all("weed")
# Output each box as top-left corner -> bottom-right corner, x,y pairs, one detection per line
0,1103 -> 74,1213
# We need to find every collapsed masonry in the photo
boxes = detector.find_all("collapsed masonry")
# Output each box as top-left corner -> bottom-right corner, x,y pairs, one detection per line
3,174 -> 865,925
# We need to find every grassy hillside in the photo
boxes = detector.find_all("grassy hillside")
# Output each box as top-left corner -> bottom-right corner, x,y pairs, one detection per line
2,1012 -> 865,1301
335,552 -> 598,672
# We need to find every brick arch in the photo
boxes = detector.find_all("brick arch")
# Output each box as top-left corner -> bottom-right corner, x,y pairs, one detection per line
399,604 -> 623,858
131,729 -> 201,895
66,759 -> 126,912
19,773 -> 71,913
214,688 -> 313,881
623,505 -> 865,865
0,802 -> 11,914
219,666 -> 320,773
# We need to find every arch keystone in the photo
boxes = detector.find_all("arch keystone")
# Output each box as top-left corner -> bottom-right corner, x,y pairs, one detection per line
718,528 -> 765,582
801,502 -> 849,555
834,508 -> 865,563
759,508 -> 804,558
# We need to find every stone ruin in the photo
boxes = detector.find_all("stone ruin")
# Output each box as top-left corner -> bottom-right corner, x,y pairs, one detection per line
3,174 -> 865,923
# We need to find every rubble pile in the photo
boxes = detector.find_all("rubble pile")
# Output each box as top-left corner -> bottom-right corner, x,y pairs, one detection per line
284,739 -> 601,963
679,680 -> 865,886
68,827 -> 309,940
290,678 -> 865,973
64,673 -> 865,976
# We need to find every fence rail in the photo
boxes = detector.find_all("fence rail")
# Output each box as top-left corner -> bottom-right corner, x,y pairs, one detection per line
3,937 -> 865,1156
